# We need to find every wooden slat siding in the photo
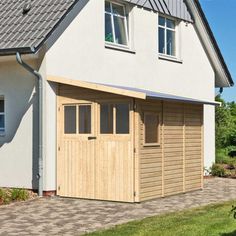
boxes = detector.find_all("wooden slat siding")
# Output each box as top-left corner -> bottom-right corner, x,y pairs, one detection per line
139,100 -> 203,201
138,100 -> 163,201
163,102 -> 184,196
184,104 -> 203,192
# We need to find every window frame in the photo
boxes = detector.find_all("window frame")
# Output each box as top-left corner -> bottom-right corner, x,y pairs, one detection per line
63,103 -> 93,136
0,97 -> 5,136
158,15 -> 177,58
99,101 -> 131,135
143,112 -> 161,147
105,0 -> 130,48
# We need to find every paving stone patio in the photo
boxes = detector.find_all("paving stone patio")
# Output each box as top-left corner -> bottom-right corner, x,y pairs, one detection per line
1,177 -> 236,235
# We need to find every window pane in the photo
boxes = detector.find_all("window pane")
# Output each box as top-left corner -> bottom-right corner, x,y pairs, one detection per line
159,16 -> 165,26
145,114 -> 159,144
158,27 -> 165,54
166,19 -> 175,29
116,104 -> 129,134
0,100 -> 4,113
100,104 -> 113,134
113,16 -> 128,45
166,30 -> 175,56
79,105 -> 91,134
64,106 -> 76,134
105,1 -> 111,12
0,115 -> 4,129
105,13 -> 114,43
112,3 -> 125,16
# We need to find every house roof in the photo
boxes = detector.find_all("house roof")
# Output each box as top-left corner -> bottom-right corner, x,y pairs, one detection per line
48,75 -> 220,106
124,0 -> 193,22
0,0 -> 78,54
0,0 -> 233,87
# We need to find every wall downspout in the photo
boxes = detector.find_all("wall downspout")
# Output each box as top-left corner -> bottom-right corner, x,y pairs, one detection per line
16,52 -> 43,197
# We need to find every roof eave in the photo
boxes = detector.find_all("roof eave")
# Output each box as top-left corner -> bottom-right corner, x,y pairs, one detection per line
185,0 -> 234,87
0,47 -> 35,56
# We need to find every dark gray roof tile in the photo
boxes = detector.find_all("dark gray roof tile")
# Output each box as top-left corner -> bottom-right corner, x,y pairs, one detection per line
0,0 -> 76,51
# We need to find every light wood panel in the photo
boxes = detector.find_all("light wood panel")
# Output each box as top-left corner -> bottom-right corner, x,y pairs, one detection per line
57,85 -> 134,202
138,101 -> 203,201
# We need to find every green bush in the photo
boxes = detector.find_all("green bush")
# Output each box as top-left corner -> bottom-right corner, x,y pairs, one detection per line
10,188 -> 29,201
211,164 -> 226,177
216,148 -> 236,166
0,188 -> 10,204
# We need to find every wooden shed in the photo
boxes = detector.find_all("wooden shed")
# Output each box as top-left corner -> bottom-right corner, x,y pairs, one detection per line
49,76 -> 217,203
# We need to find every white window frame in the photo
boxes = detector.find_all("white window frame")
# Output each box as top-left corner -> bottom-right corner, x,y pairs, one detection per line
158,15 -> 177,58
105,1 -> 129,48
0,97 -> 5,135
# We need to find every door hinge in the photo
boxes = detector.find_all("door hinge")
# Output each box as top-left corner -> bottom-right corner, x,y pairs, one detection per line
58,146 -> 60,151
58,186 -> 60,191
134,191 -> 136,197
134,148 -> 136,153
58,107 -> 60,112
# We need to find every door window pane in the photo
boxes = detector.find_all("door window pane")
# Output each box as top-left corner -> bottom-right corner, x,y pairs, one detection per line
79,105 -> 91,134
100,104 -> 113,134
116,104 -> 129,134
64,106 -> 76,134
113,16 -> 127,45
105,13 -> 114,43
144,114 -> 159,144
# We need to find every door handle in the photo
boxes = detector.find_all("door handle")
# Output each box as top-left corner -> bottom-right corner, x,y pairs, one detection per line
88,136 -> 97,140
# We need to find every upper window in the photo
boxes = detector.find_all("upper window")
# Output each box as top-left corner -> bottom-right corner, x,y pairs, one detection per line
105,1 -> 129,46
158,16 -> 176,57
0,98 -> 5,135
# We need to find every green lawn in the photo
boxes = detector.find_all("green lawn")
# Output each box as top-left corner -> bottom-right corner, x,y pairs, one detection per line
86,201 -> 236,236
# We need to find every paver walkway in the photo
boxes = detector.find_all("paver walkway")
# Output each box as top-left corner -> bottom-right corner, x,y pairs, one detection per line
1,178 -> 236,235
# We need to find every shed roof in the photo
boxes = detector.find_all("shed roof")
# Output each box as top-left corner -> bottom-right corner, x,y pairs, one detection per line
48,75 -> 220,106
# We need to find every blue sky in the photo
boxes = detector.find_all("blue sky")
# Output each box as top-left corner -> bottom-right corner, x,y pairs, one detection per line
199,0 -> 236,102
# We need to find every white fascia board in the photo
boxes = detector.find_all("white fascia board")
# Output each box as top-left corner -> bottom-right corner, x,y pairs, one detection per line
185,0 -> 231,88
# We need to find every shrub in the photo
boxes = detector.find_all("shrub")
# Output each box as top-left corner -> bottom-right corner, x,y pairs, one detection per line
11,188 -> 29,201
211,164 -> 226,177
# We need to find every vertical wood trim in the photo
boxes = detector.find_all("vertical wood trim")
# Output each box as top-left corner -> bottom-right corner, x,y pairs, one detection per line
56,85 -> 61,195
161,101 -> 165,197
134,99 -> 140,202
201,106 -> 204,189
183,103 -> 186,193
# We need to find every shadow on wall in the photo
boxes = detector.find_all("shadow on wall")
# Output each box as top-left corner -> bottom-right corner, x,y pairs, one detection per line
0,63 -> 39,190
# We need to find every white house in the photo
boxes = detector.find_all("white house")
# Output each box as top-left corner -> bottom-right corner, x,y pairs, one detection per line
0,0 -> 233,202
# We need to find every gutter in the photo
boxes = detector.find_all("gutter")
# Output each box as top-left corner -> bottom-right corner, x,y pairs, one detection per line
16,52 -> 43,197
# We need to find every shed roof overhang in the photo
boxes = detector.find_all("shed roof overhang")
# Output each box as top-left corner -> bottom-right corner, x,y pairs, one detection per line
48,76 -> 220,106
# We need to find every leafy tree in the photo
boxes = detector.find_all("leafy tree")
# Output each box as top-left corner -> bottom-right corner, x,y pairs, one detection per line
215,96 -> 236,150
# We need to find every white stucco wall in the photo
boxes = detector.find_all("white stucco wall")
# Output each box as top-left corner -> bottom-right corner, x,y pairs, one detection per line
0,59 -> 39,189
44,0 -> 216,190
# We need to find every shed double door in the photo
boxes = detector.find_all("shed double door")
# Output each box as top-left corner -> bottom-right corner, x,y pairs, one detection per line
57,98 -> 134,202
